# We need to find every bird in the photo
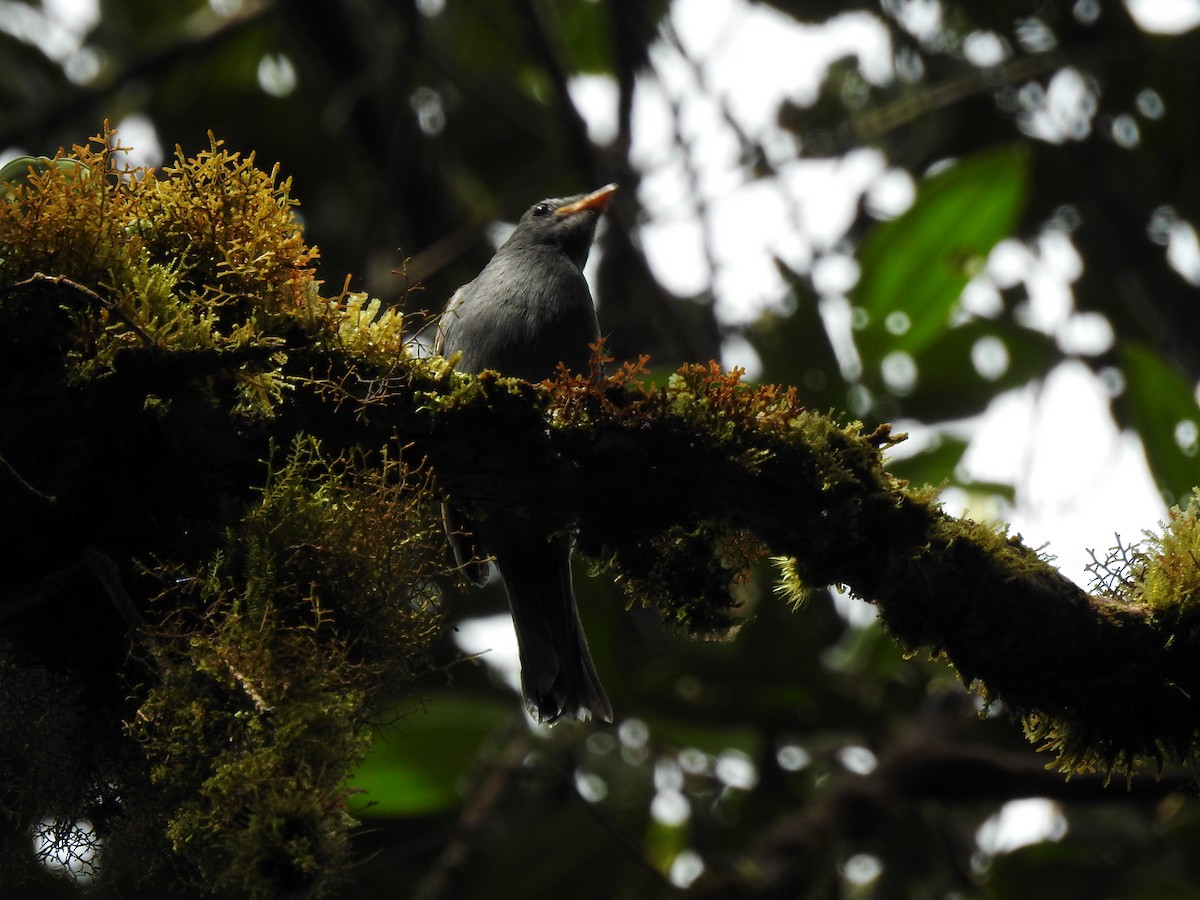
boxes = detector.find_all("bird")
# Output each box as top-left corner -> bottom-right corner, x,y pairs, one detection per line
435,184 -> 617,725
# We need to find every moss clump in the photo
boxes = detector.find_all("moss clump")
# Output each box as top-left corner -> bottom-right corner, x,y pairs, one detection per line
1133,490 -> 1200,614
0,128 -> 448,897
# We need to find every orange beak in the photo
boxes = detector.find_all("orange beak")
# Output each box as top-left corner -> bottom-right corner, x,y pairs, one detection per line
554,183 -> 618,217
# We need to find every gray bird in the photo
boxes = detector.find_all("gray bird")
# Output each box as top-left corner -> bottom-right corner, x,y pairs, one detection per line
436,184 -> 617,724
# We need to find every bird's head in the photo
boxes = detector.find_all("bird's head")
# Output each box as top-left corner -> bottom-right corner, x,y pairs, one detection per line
501,183 -> 617,269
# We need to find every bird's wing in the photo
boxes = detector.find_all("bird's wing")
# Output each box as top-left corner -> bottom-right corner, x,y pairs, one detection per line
434,286 -> 467,359
436,286 -> 490,585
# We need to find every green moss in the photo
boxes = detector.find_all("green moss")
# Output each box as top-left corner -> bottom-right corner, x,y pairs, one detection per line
772,556 -> 816,609
1137,490 -> 1200,613
128,436 -> 443,896
0,128 -> 450,895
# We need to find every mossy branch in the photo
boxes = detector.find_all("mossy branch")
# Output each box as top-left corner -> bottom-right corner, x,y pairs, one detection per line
340,355 -> 1200,776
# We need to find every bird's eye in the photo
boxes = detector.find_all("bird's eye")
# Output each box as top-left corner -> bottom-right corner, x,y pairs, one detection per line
532,203 -> 553,217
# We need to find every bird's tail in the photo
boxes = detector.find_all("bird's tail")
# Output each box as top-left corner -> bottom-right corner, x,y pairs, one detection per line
494,533 -> 613,725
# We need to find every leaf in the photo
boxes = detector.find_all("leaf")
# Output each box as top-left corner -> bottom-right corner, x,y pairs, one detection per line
890,317 -> 1058,422
348,692 -> 514,818
1122,341 -> 1200,508
750,258 -> 846,410
853,145 -> 1031,363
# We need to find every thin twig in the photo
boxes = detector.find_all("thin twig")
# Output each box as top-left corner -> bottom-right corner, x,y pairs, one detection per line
225,661 -> 272,713
11,272 -> 154,345
0,448 -> 56,502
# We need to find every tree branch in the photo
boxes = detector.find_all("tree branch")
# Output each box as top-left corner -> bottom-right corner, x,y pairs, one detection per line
317,358 -> 1200,773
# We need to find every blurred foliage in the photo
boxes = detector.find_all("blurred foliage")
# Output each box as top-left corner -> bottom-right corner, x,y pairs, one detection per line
4,0 -> 1200,899
852,144 -> 1030,362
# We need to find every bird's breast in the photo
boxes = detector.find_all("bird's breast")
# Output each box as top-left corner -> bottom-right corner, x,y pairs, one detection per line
441,249 -> 600,381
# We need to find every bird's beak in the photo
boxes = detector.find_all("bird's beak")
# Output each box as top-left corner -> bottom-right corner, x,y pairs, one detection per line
555,183 -> 617,217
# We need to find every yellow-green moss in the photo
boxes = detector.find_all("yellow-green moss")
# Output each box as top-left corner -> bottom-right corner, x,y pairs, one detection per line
0,128 -> 448,896
130,436 -> 444,896
1137,490 -> 1200,614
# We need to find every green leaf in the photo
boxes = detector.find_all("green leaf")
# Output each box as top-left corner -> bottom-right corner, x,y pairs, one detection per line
853,145 -> 1031,363
750,259 -> 846,410
348,692 -> 514,818
891,317 -> 1058,422
1122,341 -> 1200,508
0,156 -> 86,201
